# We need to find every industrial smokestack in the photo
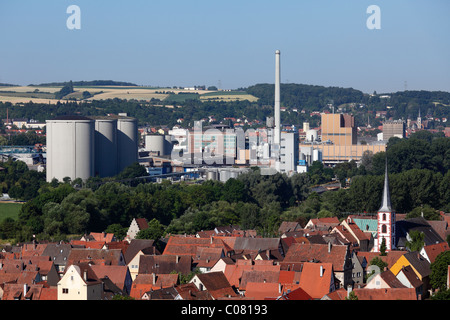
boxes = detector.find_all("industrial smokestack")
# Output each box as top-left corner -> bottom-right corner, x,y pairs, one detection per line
274,50 -> 281,146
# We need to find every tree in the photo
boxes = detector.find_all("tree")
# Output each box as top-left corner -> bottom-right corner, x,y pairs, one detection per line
345,291 -> 358,300
407,205 -> 440,221
405,230 -> 425,252
105,223 -> 128,241
370,256 -> 388,270
136,218 -> 165,241
379,238 -> 387,256
430,250 -> 450,291
54,81 -> 74,99
116,162 -> 148,180
0,217 -> 18,240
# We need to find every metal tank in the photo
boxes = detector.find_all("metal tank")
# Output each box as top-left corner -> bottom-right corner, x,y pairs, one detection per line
219,170 -> 231,182
306,129 -> 318,142
117,116 -> 138,173
46,116 -> 95,182
206,170 -> 218,181
145,134 -> 165,155
93,117 -> 118,178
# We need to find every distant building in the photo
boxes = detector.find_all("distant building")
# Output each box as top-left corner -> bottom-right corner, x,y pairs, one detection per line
300,113 -> 386,164
279,131 -> 299,174
321,113 -> 357,146
382,120 -> 406,140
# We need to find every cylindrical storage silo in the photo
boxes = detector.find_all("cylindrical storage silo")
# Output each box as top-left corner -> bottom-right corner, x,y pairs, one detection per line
93,117 -> 118,178
306,129 -> 318,142
230,170 -> 239,179
46,116 -> 95,182
219,170 -> 231,183
164,135 -> 173,156
206,170 -> 218,181
145,135 -> 165,155
117,117 -> 138,173
313,149 -> 320,162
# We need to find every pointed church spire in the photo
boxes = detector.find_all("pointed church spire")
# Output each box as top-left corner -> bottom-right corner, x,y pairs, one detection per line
379,157 -> 392,212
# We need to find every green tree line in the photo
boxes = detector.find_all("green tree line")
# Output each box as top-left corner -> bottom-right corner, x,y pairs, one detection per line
0,132 -> 448,243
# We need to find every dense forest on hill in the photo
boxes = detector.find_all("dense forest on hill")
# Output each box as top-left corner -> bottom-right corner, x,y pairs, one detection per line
29,80 -> 138,87
247,83 -> 450,119
1,83 -> 449,129
1,131 -> 448,243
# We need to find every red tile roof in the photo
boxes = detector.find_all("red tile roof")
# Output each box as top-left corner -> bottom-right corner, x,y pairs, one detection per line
130,273 -> 178,299
352,287 -> 417,300
90,265 -> 130,292
278,286 -> 313,300
282,243 -> 349,272
163,235 -> 233,257
90,232 -> 115,243
356,251 -> 407,269
245,282 -> 281,300
423,242 -> 449,263
298,262 -> 334,299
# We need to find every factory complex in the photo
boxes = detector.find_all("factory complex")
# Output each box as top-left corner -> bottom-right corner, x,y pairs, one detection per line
4,50 -> 404,184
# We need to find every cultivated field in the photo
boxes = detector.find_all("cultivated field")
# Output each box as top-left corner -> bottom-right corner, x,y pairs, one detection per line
0,86 -> 258,104
200,91 -> 259,102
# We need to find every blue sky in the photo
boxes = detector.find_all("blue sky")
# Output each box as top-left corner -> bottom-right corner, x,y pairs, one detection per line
0,0 -> 449,93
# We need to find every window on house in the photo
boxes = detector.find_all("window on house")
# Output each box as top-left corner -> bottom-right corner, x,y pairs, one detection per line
382,225 -> 387,233
62,288 -> 69,294
382,214 -> 386,221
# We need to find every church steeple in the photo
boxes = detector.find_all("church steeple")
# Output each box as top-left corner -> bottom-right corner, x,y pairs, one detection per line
379,159 -> 392,212
375,157 -> 396,252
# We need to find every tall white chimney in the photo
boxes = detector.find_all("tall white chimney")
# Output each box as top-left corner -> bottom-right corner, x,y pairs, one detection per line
274,50 -> 281,146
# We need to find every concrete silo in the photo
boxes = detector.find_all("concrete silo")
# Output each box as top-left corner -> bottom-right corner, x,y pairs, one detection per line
145,134 -> 166,156
117,116 -> 138,173
93,117 -> 118,178
46,116 -> 95,182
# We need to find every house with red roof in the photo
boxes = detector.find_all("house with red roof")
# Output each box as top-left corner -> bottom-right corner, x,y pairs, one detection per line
190,272 -> 238,299
281,243 -> 352,289
420,242 -> 449,264
365,269 -> 407,289
277,286 -> 313,300
298,262 -> 336,299
396,265 -> 424,299
305,217 -> 340,231
351,287 -> 417,300
130,273 -> 178,299
331,220 -> 370,251
221,259 -> 280,293
245,282 -> 282,300
90,264 -> 132,295
2,283 -> 46,300
193,247 -> 225,273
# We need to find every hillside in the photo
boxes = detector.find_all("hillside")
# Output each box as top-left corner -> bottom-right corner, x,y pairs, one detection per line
29,80 -> 139,87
